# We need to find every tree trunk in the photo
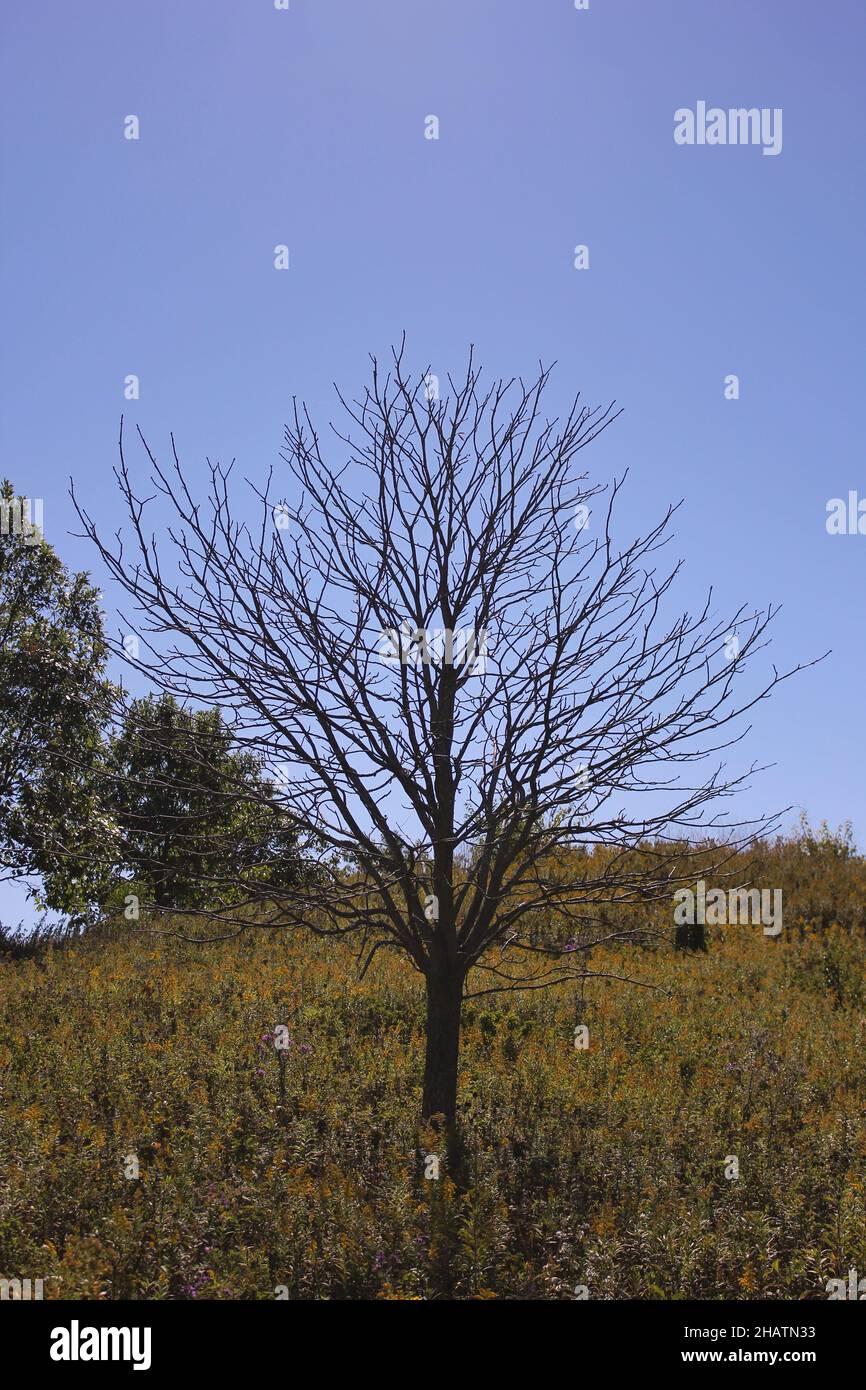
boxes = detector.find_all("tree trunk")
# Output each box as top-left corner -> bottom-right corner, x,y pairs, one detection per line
421,963 -> 463,1127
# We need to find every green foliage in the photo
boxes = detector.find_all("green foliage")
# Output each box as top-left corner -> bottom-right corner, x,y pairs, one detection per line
0,496 -> 304,922
0,481 -> 114,919
103,693 -> 303,911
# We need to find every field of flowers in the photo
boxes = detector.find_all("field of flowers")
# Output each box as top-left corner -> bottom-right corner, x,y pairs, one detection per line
1,825 -> 865,1300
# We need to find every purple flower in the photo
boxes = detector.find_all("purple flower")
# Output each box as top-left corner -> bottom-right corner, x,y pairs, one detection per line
181,1272 -> 209,1298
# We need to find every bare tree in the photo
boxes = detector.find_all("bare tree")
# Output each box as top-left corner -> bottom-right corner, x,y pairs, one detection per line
73,343 -> 812,1132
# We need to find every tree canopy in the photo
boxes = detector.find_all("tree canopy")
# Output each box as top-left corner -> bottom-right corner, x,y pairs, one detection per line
0,480 -> 114,920
73,347 -> 814,1126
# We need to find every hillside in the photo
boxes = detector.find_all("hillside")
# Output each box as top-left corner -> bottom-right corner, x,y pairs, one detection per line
2,827 -> 865,1300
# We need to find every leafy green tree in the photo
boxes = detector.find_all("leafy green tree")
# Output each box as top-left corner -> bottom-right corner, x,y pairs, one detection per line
0,480 -> 114,918
104,693 -> 303,911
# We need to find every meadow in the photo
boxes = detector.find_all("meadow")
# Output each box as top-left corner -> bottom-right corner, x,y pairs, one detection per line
1,823 -> 865,1301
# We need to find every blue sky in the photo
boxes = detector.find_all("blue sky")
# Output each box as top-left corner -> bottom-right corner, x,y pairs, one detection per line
1,0 -> 864,922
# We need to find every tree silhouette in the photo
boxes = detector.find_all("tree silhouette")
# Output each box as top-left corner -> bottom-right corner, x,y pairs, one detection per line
74,344 -> 811,1134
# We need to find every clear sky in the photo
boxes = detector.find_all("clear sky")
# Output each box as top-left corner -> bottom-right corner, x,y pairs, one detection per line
1,0 -> 864,924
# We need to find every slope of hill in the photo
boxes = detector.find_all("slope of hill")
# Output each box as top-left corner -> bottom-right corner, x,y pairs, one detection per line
1,830 -> 865,1300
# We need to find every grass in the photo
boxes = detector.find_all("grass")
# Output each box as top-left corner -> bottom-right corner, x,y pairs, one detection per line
1,836 -> 865,1299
